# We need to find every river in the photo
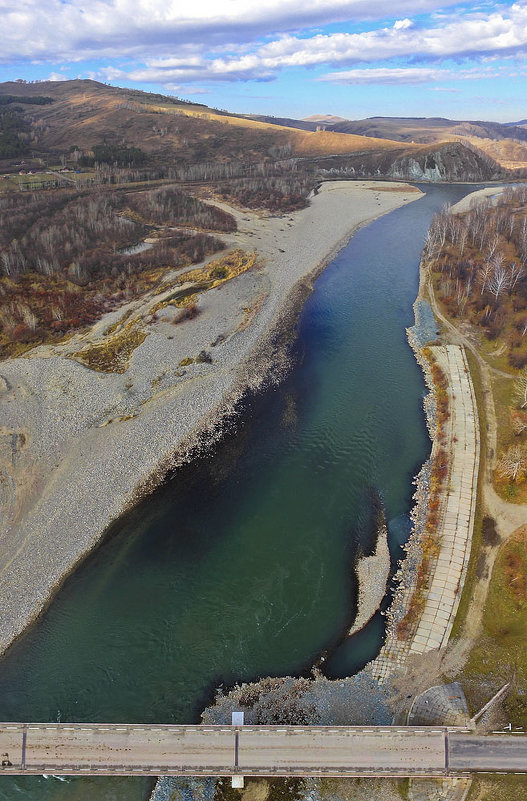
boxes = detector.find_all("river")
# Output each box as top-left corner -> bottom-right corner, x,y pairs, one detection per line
0,183 -> 476,801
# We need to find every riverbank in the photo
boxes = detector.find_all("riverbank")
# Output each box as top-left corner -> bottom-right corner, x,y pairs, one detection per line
368,338 -> 480,683
0,180 -> 422,657
372,185 -> 527,710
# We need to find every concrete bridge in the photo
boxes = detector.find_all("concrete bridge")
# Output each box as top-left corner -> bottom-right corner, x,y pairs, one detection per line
1,724 -> 526,778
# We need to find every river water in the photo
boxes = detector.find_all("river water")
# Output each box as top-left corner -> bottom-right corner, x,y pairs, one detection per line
0,184 -> 475,800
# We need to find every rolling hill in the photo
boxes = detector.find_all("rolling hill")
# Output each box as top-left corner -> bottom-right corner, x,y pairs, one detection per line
0,80 -> 508,184
248,112 -> 527,171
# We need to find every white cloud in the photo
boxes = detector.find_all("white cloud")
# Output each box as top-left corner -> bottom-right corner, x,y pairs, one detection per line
0,0 -> 466,63
3,0 -> 527,93
46,72 -> 69,81
101,4 -> 527,86
317,65 -> 501,84
318,67 -> 443,84
393,18 -> 413,30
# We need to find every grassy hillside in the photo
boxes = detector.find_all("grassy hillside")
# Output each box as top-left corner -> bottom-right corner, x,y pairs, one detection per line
250,112 -> 527,171
0,79 -> 414,167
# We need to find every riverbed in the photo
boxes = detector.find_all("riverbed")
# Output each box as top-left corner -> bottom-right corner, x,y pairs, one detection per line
0,183 -> 476,801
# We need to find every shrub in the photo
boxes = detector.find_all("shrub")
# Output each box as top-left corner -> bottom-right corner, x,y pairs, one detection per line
509,350 -> 527,369
173,303 -> 199,324
482,515 -> 500,547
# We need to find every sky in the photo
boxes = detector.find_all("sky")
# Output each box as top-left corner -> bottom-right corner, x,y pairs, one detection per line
1,0 -> 527,122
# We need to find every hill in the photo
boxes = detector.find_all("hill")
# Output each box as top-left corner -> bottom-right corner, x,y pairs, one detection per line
0,80 -> 410,166
244,112 -> 527,172
0,79 -> 508,195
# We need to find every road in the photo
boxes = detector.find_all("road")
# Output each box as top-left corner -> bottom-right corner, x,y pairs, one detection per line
449,734 -> 527,772
0,724 -> 525,777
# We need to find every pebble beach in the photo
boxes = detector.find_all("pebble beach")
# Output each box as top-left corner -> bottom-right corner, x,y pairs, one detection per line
0,180 -> 422,656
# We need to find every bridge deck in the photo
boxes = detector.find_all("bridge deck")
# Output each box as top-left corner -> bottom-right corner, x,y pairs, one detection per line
0,724 -> 525,777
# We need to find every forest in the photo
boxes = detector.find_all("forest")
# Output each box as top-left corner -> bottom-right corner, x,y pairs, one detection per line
0,185 -> 234,357
425,186 -> 527,368
424,186 -> 527,491
0,107 -> 30,158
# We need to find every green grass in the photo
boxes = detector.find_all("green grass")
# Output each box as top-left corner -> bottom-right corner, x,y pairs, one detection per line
468,774 -> 527,801
461,527 -> 527,728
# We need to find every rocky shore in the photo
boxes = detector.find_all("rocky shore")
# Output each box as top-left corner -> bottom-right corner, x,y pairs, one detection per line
0,181 -> 422,657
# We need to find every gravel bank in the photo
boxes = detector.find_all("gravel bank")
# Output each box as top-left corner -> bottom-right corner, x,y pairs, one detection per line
348,516 -> 390,637
450,185 -> 508,214
0,181 -> 422,656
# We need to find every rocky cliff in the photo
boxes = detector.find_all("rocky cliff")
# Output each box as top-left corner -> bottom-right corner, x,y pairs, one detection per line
310,141 -> 504,183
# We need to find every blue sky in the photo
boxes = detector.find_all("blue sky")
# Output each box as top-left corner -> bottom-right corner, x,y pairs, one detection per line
1,1 -> 527,121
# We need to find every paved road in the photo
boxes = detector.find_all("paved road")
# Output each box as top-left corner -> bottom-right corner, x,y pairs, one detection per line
0,724 -> 525,777
449,734 -> 527,773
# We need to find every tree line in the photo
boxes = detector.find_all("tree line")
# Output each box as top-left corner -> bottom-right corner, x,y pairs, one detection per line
424,186 -> 527,367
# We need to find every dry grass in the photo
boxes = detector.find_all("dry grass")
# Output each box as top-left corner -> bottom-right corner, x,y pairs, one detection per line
152,103 -> 414,155
150,249 -> 257,316
179,249 -> 257,285
72,325 -> 146,373
468,775 -> 527,801
103,308 -> 133,336
238,292 -> 268,333
290,129 -> 417,156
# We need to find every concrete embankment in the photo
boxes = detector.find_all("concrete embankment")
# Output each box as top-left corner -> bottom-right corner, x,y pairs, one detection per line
368,299 -> 480,682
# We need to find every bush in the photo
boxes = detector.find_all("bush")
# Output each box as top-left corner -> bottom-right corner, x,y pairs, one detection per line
173,303 -> 199,324
482,515 -> 500,547
509,350 -> 527,369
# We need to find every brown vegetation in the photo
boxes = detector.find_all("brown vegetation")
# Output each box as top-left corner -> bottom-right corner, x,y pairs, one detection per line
0,185 -> 231,357
425,186 -> 527,368
72,325 -> 146,373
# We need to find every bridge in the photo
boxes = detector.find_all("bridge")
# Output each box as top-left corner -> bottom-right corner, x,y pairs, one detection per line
1,724 -> 527,778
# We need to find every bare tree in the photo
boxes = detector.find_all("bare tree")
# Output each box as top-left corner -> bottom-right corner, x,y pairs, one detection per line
508,260 -> 525,290
488,259 -> 510,300
511,410 -> 527,436
514,370 -> 527,409
477,260 -> 494,295
496,444 -> 527,482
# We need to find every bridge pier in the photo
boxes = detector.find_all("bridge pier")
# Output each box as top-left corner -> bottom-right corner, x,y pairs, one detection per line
231,710 -> 245,788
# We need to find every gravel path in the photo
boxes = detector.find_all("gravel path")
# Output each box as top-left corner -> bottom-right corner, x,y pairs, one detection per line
0,181 -> 422,657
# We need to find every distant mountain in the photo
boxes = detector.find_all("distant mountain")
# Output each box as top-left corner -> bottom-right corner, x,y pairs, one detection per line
323,116 -> 527,145
244,114 -> 318,131
303,114 -> 347,124
237,112 -> 527,169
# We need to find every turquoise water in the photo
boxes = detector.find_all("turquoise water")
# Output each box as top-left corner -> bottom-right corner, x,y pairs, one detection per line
0,184 -> 474,800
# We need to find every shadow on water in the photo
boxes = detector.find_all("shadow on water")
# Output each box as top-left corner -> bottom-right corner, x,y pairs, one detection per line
0,183 -> 479,801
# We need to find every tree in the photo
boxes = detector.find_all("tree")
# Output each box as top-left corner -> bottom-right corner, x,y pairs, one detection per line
488,259 -> 510,301
496,444 -> 527,482
511,409 -> 527,436
477,260 -> 494,295
514,370 -> 527,409
508,261 -> 525,290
